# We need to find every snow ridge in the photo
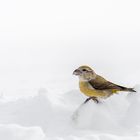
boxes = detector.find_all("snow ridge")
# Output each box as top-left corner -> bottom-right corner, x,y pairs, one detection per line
0,86 -> 140,140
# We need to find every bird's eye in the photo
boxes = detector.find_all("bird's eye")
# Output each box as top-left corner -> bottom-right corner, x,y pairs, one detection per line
82,69 -> 87,71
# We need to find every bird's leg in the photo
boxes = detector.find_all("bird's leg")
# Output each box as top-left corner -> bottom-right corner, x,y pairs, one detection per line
83,97 -> 93,104
83,97 -> 100,104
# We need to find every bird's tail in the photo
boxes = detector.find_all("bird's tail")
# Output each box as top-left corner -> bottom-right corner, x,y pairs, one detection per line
118,86 -> 136,92
126,88 -> 136,92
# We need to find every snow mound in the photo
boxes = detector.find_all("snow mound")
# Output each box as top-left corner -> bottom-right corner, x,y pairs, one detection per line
0,124 -> 45,140
0,86 -> 140,140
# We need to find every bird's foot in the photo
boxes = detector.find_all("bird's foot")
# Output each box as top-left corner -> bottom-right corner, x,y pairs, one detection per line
92,97 -> 100,103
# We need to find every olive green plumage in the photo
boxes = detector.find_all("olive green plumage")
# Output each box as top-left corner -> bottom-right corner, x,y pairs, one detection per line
73,65 -> 136,103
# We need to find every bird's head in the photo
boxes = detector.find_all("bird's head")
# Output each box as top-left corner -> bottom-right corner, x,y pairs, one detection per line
73,65 -> 96,81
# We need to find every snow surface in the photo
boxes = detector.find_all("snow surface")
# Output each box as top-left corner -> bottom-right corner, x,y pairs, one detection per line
0,85 -> 140,140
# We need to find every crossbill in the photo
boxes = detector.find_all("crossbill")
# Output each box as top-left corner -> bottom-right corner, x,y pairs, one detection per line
73,65 -> 136,103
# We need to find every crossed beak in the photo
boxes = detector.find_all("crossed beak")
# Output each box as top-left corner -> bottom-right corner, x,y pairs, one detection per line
73,69 -> 82,76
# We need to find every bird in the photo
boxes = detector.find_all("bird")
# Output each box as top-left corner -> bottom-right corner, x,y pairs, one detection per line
73,65 -> 136,104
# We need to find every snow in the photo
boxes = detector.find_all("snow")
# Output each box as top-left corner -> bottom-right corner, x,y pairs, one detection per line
0,85 -> 140,140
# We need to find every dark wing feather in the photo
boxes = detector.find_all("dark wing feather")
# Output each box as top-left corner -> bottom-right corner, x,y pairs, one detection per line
89,75 -> 129,91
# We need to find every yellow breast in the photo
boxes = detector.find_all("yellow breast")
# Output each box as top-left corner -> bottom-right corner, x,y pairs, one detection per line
79,81 -> 112,98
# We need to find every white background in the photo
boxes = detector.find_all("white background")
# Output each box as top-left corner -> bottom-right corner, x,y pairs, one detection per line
0,0 -> 140,96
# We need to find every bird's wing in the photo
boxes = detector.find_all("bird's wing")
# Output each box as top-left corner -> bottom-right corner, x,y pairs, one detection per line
89,75 -> 124,90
